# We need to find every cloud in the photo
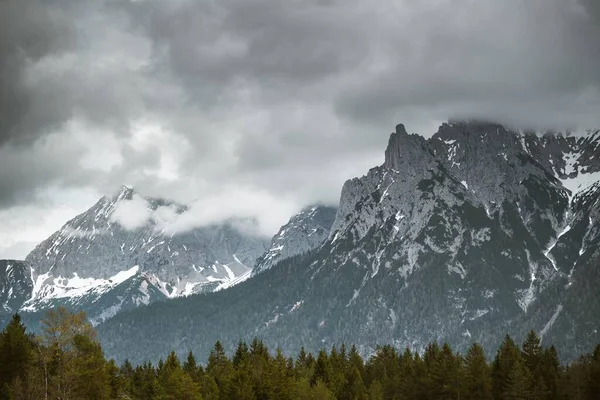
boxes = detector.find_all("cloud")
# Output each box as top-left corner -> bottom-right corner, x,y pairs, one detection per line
1,0 -> 600,257
157,186 -> 296,237
333,0 -> 600,130
0,0 -> 75,146
107,188 -> 282,237
109,194 -> 153,231
0,187 -> 101,259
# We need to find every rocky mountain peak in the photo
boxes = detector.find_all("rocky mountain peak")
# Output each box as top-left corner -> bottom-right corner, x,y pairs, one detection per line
252,204 -> 337,276
383,123 -> 429,172
117,184 -> 135,198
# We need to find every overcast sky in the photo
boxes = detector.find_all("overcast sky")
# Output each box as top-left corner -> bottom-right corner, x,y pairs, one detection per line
1,0 -> 599,259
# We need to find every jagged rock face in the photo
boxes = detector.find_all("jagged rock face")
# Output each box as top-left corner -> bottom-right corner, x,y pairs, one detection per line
521,181 -> 600,354
0,261 -> 32,318
426,122 -> 577,256
331,124 -> 439,242
21,187 -> 269,321
317,121 -> 599,353
252,205 -> 337,276
96,121 -> 600,365
321,122 -> 569,344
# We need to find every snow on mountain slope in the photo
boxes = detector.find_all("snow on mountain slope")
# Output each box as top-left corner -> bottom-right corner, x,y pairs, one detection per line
253,204 -> 337,276
22,265 -> 140,311
519,129 -> 600,199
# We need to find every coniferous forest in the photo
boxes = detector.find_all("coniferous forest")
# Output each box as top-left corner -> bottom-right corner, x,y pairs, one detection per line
1,308 -> 599,400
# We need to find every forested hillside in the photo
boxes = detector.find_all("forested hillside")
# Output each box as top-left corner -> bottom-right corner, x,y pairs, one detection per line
1,308 -> 599,400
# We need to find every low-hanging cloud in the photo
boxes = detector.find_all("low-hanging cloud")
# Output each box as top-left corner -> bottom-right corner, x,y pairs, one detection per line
109,194 -> 153,231
107,189 -> 281,237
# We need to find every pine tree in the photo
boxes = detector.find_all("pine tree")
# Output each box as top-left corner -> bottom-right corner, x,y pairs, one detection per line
0,314 -> 32,394
160,368 -> 202,400
70,334 -> 111,399
132,362 -> 159,399
200,374 -> 220,400
312,349 -> 331,387
328,346 -> 346,396
539,346 -> 560,400
105,359 -> 121,399
366,344 -> 400,398
296,347 -> 309,369
428,343 -> 461,400
367,380 -> 383,400
522,330 -> 543,374
340,366 -> 367,400
348,345 -> 365,382
522,331 -> 548,400
397,348 -> 416,399
233,340 -> 249,367
463,343 -> 493,400
119,359 -> 136,396
268,348 -> 296,400
493,334 -> 523,400
587,345 -> 600,400
296,347 -> 314,382
226,359 -> 256,400
504,360 -> 532,400
207,341 -> 233,394
183,350 -> 201,383
248,338 -> 272,399
309,380 -> 336,400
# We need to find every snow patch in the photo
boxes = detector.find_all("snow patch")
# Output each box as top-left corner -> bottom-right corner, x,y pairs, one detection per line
560,170 -> 600,202
23,266 -> 140,311
540,304 -> 563,341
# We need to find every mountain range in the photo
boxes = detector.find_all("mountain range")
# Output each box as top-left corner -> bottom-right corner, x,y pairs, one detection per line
1,120 -> 599,364
0,186 -> 336,325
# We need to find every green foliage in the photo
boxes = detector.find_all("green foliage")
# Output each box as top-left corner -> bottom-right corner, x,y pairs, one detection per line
0,314 -> 33,395
70,334 -> 111,399
493,334 -> 523,400
463,343 -> 493,400
4,311 -> 600,400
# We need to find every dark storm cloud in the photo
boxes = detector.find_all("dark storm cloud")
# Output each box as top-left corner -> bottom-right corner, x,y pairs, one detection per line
121,0 -> 600,172
334,0 -> 600,130
130,0 -> 368,87
0,0 -> 75,145
2,0 -> 600,242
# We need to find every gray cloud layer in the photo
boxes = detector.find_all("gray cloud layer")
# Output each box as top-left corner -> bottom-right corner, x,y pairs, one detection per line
1,0 -> 600,251
0,0 -> 75,145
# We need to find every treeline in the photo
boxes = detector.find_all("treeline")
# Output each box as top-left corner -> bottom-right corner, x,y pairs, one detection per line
1,308 -> 599,400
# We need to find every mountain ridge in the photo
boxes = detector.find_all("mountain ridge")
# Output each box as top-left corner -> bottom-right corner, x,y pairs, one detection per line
93,120 -> 600,364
